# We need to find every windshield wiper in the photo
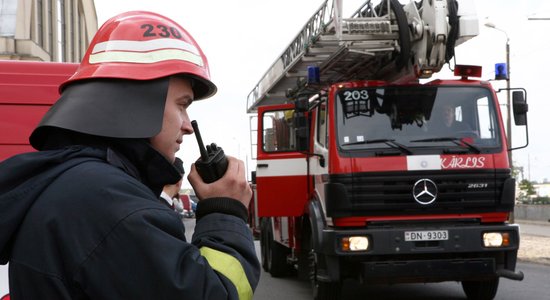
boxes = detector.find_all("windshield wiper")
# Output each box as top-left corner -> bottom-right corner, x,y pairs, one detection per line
343,139 -> 413,155
410,137 -> 481,154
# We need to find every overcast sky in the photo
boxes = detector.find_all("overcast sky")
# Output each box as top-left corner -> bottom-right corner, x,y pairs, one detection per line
94,0 -> 550,186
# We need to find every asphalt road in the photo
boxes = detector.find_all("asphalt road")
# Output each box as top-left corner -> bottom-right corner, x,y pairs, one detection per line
517,220 -> 550,237
252,219 -> 550,300
254,261 -> 550,300
1,218 -> 547,299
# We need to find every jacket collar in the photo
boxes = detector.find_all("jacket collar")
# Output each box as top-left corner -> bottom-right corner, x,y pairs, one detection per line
106,139 -> 182,197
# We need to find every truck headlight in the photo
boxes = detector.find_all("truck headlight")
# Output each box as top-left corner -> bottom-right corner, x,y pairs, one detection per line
341,236 -> 369,252
483,232 -> 510,247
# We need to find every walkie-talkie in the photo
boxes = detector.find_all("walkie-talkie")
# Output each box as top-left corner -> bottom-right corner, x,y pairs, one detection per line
191,120 -> 228,183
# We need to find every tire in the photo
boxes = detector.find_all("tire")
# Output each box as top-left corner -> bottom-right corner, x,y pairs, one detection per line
260,218 -> 270,272
266,219 -> 291,277
314,281 -> 341,300
361,0 -> 411,70
297,222 -> 312,281
307,222 -> 341,300
461,278 -> 500,300
389,0 -> 411,70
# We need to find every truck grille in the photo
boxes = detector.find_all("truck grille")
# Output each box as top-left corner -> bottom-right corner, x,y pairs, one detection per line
325,169 -> 512,217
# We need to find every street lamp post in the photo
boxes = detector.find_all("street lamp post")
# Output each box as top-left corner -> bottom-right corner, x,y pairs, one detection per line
485,22 -> 513,169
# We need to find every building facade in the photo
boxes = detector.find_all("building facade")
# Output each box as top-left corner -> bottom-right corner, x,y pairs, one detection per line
0,0 -> 97,62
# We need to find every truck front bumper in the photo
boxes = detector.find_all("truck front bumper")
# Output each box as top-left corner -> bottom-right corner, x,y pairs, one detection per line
318,224 -> 523,283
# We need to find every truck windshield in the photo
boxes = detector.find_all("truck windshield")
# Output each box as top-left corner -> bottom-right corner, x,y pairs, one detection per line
336,86 -> 502,154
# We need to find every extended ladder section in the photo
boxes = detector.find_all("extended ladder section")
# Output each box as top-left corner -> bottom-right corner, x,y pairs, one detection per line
246,0 -> 479,113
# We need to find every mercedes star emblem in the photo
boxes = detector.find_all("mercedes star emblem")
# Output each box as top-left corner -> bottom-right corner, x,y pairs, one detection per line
413,179 -> 438,205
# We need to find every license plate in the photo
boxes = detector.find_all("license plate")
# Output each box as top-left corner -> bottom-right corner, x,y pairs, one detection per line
404,230 -> 449,241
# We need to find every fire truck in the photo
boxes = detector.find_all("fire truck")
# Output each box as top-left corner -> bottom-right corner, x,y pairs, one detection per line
0,60 -> 78,300
0,59 -> 78,297
0,60 -> 78,161
247,1 -> 528,299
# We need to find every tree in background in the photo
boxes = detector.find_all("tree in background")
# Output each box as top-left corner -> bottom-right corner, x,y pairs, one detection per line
518,179 -> 537,204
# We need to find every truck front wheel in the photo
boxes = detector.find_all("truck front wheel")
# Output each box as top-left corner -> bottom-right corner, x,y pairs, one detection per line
305,226 -> 341,300
312,279 -> 341,300
461,277 -> 499,300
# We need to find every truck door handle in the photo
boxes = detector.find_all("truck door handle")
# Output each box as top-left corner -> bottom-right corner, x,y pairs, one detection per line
257,164 -> 268,168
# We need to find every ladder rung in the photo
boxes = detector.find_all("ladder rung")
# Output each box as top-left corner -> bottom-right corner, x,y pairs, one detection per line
319,34 -> 398,42
301,56 -> 330,62
286,71 -> 308,77
342,18 -> 393,34
307,47 -> 341,54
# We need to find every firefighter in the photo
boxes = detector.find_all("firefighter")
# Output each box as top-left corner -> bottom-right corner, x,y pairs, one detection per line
0,11 -> 259,299
432,103 -> 472,134
160,157 -> 185,215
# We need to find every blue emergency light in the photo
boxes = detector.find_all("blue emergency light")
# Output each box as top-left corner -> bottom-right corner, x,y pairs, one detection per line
307,66 -> 320,84
495,63 -> 508,80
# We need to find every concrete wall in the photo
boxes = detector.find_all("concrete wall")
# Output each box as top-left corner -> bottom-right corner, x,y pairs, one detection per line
515,204 -> 550,222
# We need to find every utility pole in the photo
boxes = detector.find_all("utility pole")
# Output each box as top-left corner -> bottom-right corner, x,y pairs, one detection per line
505,38 -> 512,167
484,22 -> 512,169
485,22 -> 514,222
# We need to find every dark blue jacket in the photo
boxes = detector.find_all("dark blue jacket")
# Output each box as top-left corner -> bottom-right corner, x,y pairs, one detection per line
0,142 -> 259,299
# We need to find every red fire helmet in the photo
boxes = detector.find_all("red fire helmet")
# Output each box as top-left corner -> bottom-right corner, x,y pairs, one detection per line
30,11 -> 218,149
62,11 -> 217,100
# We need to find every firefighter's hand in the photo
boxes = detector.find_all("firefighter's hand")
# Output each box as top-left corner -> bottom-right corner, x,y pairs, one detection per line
188,156 -> 252,208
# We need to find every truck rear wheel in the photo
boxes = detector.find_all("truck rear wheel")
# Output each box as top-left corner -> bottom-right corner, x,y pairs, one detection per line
461,278 -> 499,300
260,218 -> 270,272
264,218 -> 291,277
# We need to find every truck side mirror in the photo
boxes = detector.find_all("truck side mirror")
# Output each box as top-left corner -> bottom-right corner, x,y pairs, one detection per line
512,90 -> 528,126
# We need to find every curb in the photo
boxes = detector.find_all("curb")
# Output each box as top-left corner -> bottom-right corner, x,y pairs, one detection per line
515,219 -> 550,227
518,257 -> 550,266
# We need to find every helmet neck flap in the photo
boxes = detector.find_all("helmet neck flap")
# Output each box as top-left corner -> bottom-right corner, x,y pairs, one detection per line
30,78 -> 169,150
